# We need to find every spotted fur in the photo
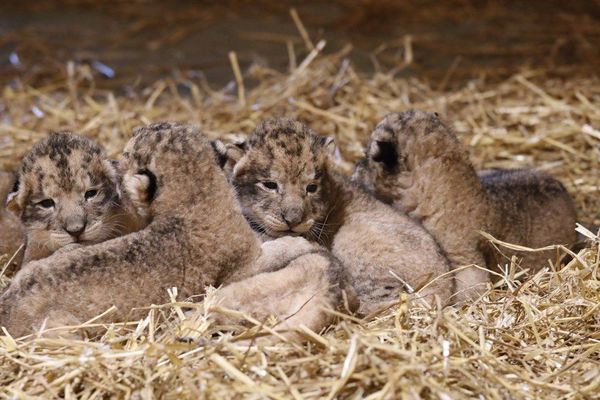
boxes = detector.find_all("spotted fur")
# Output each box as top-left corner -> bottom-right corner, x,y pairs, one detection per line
220,118 -> 452,315
7,133 -> 143,264
0,123 -> 350,341
354,110 -> 577,301
225,118 -> 334,239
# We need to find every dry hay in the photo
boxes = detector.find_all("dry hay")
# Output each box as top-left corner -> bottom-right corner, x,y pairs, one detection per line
1,40 -> 599,399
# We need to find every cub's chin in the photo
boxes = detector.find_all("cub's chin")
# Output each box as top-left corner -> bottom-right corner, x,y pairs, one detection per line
262,221 -> 314,239
266,229 -> 303,238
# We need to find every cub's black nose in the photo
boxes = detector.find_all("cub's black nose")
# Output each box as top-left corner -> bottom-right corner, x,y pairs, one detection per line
64,222 -> 86,239
282,208 -> 303,227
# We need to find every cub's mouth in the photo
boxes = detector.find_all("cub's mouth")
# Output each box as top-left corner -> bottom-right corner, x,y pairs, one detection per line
252,215 -> 315,238
269,229 -> 303,237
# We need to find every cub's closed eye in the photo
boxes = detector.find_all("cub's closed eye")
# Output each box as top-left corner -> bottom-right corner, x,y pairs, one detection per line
37,199 -> 55,208
262,181 -> 278,190
306,184 -> 318,193
84,189 -> 98,199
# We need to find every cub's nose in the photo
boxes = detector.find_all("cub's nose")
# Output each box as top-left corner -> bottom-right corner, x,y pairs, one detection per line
64,221 -> 86,239
282,208 -> 303,227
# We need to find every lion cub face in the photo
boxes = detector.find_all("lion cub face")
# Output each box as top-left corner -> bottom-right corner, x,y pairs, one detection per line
7,133 -> 124,257
223,118 -> 334,239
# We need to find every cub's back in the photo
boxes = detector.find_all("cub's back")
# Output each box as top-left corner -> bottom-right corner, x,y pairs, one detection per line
480,168 -> 577,268
332,180 -> 453,312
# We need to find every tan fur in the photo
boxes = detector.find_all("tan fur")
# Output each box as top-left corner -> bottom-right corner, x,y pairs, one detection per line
7,133 -> 144,265
218,118 -> 452,315
353,110 -> 577,300
0,123 -> 350,341
0,123 -> 263,337
210,237 -> 358,343
477,168 -> 577,268
0,172 -> 25,272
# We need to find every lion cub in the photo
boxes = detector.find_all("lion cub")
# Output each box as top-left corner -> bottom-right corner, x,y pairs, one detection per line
7,133 -> 144,264
0,123 -> 352,339
216,118 -> 452,315
353,110 -> 577,299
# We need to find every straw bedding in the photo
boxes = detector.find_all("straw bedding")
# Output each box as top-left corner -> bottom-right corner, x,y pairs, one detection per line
0,42 -> 599,399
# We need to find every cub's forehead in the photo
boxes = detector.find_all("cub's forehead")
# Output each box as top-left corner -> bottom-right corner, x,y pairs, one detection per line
250,118 -> 315,147
20,133 -> 107,191
21,133 -> 103,170
22,153 -> 106,193
270,157 -> 320,181
250,118 -> 321,152
246,138 -> 323,181
250,133 -> 315,158
246,119 -> 327,179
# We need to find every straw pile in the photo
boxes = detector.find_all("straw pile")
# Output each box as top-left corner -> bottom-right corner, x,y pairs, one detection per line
1,39 -> 599,398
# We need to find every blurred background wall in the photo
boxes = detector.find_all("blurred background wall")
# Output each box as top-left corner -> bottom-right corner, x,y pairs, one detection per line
1,0 -> 599,90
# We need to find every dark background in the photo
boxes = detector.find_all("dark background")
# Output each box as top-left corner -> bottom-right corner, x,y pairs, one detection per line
1,0 -> 599,89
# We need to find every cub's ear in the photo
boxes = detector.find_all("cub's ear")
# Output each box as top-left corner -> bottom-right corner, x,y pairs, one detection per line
123,169 -> 157,224
102,159 -> 122,197
315,135 -> 337,156
6,177 -> 23,216
368,139 -> 398,170
210,140 -> 247,176
124,169 -> 157,205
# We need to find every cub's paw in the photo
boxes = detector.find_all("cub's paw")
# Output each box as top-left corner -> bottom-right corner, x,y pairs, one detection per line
53,243 -> 83,256
261,236 -> 318,255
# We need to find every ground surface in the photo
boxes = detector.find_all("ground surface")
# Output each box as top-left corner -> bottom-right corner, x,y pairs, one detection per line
0,2 -> 599,398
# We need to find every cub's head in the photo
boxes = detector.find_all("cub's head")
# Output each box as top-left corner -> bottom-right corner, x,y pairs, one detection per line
119,122 -> 221,221
7,133 -> 123,254
215,118 -> 335,239
353,110 -> 461,203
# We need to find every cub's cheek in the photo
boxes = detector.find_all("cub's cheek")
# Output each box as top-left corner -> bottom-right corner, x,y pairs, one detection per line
22,209 -> 53,229
28,228 -> 51,242
250,204 -> 269,221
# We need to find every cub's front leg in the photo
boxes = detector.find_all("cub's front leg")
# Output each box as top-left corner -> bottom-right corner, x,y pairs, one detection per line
210,251 -> 347,343
226,236 -> 320,283
192,237 -> 357,343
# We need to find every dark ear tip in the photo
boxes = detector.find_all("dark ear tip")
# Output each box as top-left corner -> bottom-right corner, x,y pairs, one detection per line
233,141 -> 247,150
316,136 -> 335,153
209,140 -> 223,153
11,177 -> 20,194
209,140 -> 228,169
372,140 -> 391,156
137,169 -> 157,202
371,140 -> 398,170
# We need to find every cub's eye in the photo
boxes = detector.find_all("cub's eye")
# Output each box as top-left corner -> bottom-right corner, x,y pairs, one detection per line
262,181 -> 278,191
306,184 -> 318,193
37,199 -> 55,209
84,189 -> 98,200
